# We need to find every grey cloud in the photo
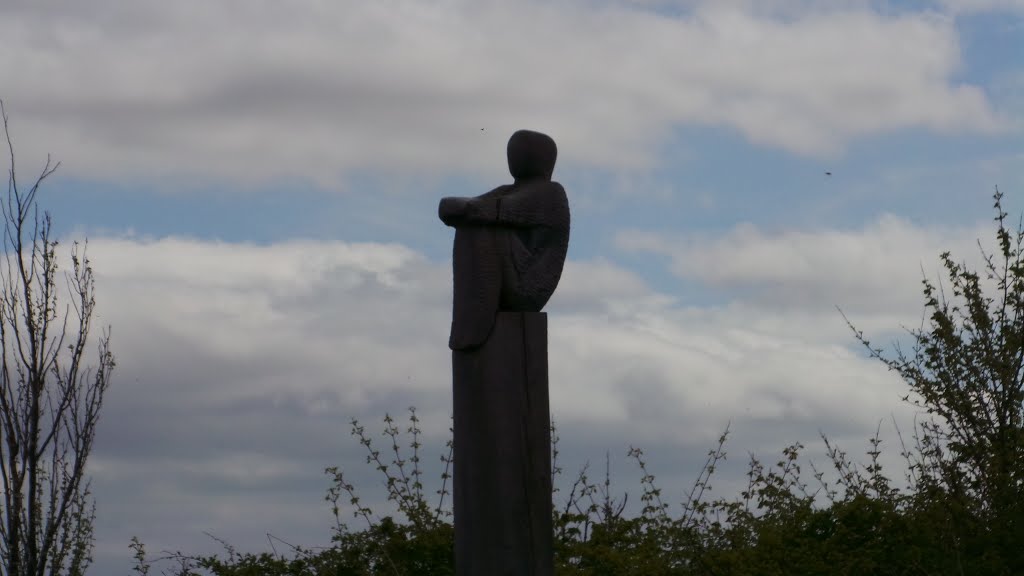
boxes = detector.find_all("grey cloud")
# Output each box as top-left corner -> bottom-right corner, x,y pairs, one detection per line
0,0 -> 1003,186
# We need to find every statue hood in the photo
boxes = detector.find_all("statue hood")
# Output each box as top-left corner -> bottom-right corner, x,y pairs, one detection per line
507,130 -> 557,181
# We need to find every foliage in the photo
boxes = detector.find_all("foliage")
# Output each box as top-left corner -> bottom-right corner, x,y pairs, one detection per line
139,188 -> 1024,575
0,101 -> 114,576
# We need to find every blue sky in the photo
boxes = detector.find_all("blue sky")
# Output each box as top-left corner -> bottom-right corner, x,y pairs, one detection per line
2,0 -> 1023,573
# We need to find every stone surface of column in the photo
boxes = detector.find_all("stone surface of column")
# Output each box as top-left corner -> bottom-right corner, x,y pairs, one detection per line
452,312 -> 552,575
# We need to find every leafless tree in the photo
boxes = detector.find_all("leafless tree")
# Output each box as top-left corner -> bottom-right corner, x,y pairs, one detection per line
0,101 -> 114,576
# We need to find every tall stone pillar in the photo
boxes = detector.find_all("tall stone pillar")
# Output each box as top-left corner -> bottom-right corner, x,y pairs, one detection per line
452,312 -> 552,575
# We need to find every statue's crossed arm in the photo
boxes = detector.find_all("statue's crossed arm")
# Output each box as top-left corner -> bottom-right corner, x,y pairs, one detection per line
439,181 -> 567,231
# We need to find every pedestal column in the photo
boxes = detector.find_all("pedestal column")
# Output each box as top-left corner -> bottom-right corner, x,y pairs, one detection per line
452,311 -> 553,576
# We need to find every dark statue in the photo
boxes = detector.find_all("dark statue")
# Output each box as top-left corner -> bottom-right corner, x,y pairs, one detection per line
440,129 -> 569,574
439,129 -> 570,350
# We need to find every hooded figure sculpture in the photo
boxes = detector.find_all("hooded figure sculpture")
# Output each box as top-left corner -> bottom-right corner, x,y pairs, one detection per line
439,130 -> 571,350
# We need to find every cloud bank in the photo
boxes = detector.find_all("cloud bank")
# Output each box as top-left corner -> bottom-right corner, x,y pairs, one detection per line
0,0 -> 1001,186
77,210 -> 998,569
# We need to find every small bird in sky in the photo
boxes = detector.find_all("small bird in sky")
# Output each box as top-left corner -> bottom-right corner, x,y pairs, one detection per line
825,171 -> 832,176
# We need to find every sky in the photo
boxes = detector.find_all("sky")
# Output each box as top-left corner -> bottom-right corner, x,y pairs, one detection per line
2,0 -> 1024,572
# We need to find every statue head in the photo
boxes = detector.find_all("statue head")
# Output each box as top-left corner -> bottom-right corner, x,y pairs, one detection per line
507,130 -> 557,182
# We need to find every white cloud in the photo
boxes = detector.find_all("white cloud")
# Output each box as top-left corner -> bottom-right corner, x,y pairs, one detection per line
615,213 -> 996,320
0,0 -> 1001,186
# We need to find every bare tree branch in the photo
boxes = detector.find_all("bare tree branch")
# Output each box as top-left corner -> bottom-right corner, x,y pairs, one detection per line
0,99 -> 113,576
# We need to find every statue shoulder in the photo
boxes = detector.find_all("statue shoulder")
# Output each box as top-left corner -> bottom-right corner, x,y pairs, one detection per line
547,182 -> 569,210
477,184 -> 516,199
514,180 -> 566,196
